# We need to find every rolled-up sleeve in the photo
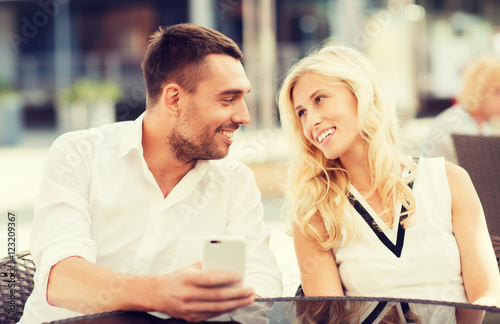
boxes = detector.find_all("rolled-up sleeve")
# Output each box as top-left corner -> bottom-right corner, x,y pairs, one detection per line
225,162 -> 283,297
30,133 -> 98,299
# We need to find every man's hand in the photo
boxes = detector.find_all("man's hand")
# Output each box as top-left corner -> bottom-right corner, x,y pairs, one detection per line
146,262 -> 255,322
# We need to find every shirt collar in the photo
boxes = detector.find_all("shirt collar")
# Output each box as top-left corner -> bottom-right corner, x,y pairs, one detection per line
117,112 -> 211,179
118,112 -> 145,158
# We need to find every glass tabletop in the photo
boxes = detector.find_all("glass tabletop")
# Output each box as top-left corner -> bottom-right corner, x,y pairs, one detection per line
46,296 -> 500,324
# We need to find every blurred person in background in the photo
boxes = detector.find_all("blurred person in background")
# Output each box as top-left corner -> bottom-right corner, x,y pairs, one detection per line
19,23 -> 282,323
420,54 -> 500,163
278,46 -> 500,323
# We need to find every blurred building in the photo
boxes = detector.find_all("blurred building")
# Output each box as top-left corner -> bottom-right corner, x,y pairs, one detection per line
0,0 -> 500,139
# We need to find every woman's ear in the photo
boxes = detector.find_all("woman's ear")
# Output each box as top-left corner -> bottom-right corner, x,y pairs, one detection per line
161,83 -> 181,118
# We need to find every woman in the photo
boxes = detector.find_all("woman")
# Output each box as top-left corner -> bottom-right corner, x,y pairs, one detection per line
278,46 -> 500,323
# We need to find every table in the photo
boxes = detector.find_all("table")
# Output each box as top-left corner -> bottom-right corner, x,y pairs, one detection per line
46,296 -> 500,324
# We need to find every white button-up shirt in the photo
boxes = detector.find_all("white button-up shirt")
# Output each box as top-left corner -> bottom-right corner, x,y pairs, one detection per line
420,104 -> 493,164
20,114 -> 282,323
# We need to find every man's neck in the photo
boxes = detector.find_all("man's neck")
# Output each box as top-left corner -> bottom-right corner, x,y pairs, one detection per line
142,110 -> 196,198
471,111 -> 488,127
143,144 -> 196,198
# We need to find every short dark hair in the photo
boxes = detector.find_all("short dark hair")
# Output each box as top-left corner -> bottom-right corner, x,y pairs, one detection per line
141,23 -> 244,107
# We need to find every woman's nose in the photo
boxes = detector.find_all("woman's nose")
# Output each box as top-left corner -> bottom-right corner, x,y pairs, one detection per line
306,110 -> 321,130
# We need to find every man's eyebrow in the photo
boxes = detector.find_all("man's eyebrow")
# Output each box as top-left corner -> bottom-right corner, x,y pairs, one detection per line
217,88 -> 251,96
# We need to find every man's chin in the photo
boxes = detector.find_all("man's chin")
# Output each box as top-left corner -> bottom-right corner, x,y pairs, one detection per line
197,147 -> 230,161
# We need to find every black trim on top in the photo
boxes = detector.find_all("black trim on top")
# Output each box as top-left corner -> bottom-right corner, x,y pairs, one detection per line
401,302 -> 417,323
361,301 -> 416,324
348,198 -> 406,257
361,301 -> 388,324
348,180 -> 414,258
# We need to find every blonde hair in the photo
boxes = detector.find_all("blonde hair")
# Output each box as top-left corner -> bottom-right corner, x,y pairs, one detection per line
457,54 -> 500,113
295,300 -> 359,324
278,46 -> 417,250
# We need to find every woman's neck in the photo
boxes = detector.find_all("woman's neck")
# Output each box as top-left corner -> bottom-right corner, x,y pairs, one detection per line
340,151 -> 372,193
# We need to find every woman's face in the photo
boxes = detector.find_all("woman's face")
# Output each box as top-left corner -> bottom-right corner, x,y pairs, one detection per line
292,73 -> 365,161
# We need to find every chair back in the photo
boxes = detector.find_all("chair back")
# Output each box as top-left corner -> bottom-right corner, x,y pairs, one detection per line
0,251 -> 35,324
452,134 -> 500,238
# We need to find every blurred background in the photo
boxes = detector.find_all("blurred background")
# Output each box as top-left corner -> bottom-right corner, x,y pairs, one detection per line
1,0 -> 500,296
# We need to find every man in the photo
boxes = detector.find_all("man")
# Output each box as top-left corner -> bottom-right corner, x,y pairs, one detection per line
19,23 -> 282,323
420,54 -> 500,163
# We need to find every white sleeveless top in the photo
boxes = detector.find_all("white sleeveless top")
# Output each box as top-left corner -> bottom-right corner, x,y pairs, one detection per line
332,157 -> 468,322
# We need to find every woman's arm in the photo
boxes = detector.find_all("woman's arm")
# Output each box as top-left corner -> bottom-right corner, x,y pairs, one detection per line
446,161 -> 500,306
293,224 -> 344,296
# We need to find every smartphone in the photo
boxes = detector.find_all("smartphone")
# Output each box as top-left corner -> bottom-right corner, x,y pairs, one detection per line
202,235 -> 246,280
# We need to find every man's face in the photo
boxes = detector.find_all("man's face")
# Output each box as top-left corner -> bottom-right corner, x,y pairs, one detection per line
479,72 -> 500,121
169,54 -> 251,163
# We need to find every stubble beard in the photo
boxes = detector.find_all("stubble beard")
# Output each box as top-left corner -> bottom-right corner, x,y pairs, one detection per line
168,125 -> 228,163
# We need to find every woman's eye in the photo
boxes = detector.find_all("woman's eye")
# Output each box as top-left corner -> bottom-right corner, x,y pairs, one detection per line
315,96 -> 325,104
297,109 -> 306,118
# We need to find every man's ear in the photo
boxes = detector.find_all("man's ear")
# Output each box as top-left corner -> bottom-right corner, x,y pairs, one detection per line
161,83 -> 181,118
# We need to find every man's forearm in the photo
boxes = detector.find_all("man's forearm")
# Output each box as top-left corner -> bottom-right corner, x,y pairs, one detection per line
47,256 -> 255,322
47,256 -> 153,314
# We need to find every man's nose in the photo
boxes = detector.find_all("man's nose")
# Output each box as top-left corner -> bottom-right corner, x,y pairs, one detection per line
233,100 -> 251,125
